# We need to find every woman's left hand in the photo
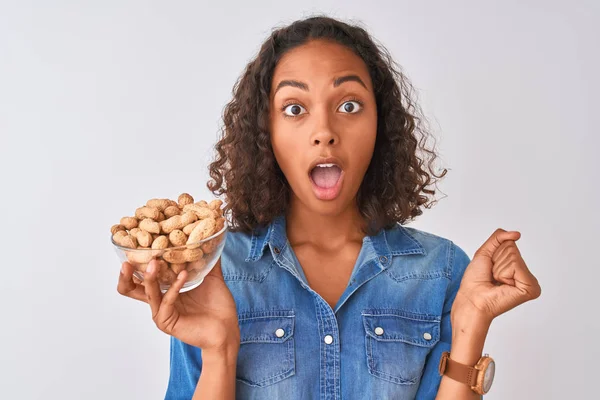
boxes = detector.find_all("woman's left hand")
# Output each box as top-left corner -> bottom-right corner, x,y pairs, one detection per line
453,229 -> 542,324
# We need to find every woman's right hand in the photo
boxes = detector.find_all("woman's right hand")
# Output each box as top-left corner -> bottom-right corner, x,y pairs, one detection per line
117,257 -> 240,352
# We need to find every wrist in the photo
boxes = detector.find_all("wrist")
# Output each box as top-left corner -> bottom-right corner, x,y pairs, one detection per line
202,339 -> 240,366
450,298 -> 492,366
451,291 -> 494,328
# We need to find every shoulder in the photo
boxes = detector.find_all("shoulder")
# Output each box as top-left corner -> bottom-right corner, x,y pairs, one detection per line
220,228 -> 272,281
387,224 -> 471,282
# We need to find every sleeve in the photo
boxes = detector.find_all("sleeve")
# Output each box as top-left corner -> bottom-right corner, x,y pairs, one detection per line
415,241 -> 475,400
164,336 -> 203,400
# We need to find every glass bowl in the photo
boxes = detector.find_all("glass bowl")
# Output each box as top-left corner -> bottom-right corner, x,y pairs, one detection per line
111,217 -> 228,293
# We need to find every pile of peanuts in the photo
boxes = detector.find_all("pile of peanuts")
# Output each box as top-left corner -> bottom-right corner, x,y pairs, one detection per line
111,193 -> 226,285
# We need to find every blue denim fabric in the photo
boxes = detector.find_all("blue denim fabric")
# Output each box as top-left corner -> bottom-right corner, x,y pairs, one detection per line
165,214 -> 472,400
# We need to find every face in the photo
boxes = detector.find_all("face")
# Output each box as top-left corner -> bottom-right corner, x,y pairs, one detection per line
269,39 -> 378,216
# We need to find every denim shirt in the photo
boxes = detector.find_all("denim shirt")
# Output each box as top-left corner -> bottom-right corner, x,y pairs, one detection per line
165,214 -> 472,400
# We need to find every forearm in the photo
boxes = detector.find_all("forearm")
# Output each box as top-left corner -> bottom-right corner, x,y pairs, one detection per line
193,346 -> 239,400
435,311 -> 491,400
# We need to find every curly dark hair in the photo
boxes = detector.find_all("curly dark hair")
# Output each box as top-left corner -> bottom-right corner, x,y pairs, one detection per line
207,15 -> 447,236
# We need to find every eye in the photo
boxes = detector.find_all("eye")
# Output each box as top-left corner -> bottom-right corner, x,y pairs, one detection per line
338,100 -> 363,114
282,103 -> 307,118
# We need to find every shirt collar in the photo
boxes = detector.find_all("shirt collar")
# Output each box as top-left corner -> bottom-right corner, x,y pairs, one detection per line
245,214 -> 425,263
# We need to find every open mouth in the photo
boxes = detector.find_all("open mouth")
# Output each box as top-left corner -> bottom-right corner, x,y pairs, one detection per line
308,163 -> 344,200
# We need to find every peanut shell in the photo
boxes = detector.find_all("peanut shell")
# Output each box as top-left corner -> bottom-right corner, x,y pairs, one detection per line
111,224 -> 126,235
151,235 -> 169,250
126,250 -> 153,264
136,230 -> 153,247
183,247 -> 203,262
163,249 -> 186,264
187,218 -> 216,244
164,205 -> 181,219
183,204 -> 214,220
135,206 -> 161,221
120,217 -> 138,230
139,218 -> 160,234
169,230 -> 188,247
146,198 -> 171,212
178,193 -> 194,207
208,199 -> 223,211
115,233 -> 137,249
171,263 -> 187,274
156,260 -> 177,285
183,220 -> 201,235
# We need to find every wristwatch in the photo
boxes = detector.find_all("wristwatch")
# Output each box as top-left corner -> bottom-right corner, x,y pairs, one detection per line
438,351 -> 495,395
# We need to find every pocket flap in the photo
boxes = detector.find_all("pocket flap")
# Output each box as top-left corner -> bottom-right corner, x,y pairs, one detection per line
238,311 -> 295,344
362,310 -> 440,347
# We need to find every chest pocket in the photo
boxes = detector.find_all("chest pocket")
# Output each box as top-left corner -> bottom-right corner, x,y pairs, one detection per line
362,310 -> 440,385
236,310 -> 296,387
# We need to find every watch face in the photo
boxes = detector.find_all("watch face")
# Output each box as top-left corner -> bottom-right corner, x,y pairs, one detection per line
483,360 -> 495,393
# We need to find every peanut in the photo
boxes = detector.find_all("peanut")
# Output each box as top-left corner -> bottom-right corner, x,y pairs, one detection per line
126,250 -> 153,264
156,260 -> 177,285
163,249 -> 186,264
169,230 -> 188,247
135,206 -> 160,221
164,205 -> 181,219
208,199 -> 223,211
114,232 -> 137,248
201,234 -> 223,254
139,218 -> 160,234
136,230 -> 153,247
187,218 -> 216,244
146,198 -> 171,212
171,263 -> 187,274
112,230 -> 128,243
178,193 -> 194,208
183,203 -> 214,220
161,212 -> 197,234
111,224 -> 126,235
183,247 -> 203,262
151,235 -> 169,250
183,220 -> 201,235
181,211 -> 198,225
160,215 -> 182,234
156,211 -> 166,222
120,216 -> 138,230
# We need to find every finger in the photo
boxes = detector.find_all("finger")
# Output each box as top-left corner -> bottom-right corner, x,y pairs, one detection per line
161,270 -> 188,309
118,262 -> 148,303
494,248 -> 530,287
474,229 -> 521,259
144,259 -> 164,318
491,240 -> 518,264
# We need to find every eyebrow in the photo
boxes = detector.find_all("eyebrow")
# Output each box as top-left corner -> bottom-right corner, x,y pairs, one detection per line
273,74 -> 368,95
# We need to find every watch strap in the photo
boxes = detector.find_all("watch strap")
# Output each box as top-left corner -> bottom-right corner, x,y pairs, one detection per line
438,351 -> 478,387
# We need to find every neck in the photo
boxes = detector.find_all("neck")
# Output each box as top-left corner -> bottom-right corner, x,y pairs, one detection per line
285,196 -> 368,252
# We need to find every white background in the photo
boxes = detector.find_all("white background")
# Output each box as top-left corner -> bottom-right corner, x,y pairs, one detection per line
1,1 -> 598,399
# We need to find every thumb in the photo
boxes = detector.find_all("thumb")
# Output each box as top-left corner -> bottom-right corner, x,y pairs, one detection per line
474,229 -> 521,260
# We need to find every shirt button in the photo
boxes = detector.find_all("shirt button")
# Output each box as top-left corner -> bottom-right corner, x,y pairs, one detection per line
324,335 -> 334,345
374,327 -> 384,336
273,247 -> 280,254
379,255 -> 388,264
275,328 -> 285,338
423,332 -> 432,340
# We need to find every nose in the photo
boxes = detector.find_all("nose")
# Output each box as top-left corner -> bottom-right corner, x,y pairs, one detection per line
310,111 -> 339,147
313,132 -> 335,146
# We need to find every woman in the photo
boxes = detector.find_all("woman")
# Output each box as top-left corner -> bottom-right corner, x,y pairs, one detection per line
117,16 -> 541,399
